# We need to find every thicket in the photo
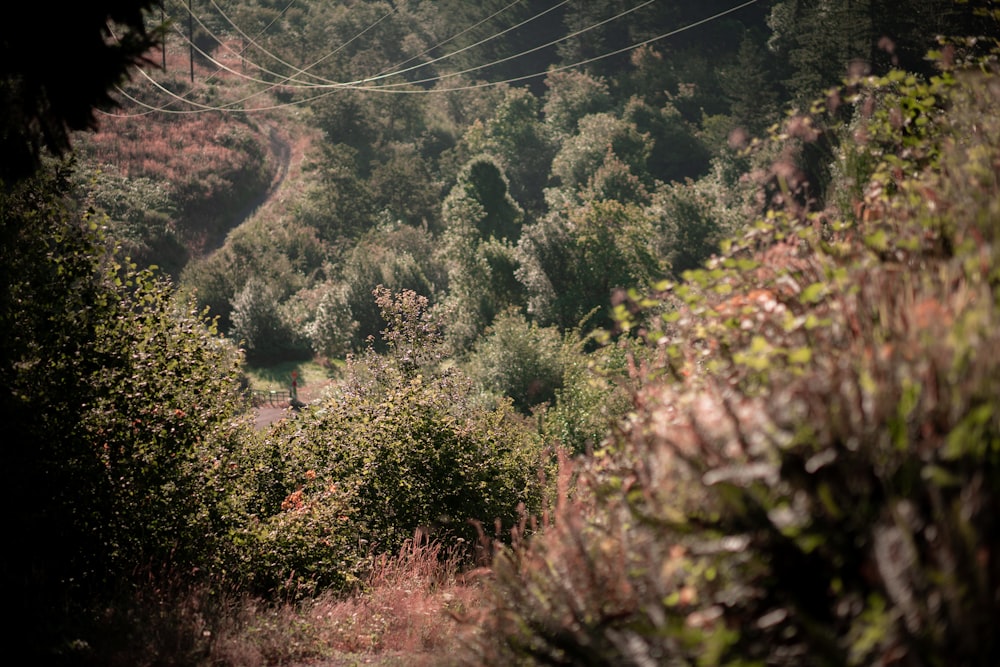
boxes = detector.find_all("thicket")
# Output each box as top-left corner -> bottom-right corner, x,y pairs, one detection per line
0,162 -> 255,660
472,42 -> 1000,667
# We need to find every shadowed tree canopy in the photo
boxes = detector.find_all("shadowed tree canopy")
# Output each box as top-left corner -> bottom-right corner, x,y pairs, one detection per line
0,0 -> 162,183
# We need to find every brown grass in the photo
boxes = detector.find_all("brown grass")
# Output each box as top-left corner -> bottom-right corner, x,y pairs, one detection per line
202,538 -> 488,667
72,538 -> 489,666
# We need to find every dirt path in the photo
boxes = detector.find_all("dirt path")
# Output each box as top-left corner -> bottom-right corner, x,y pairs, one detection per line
230,119 -> 323,432
254,405 -> 290,430
252,375 -> 336,431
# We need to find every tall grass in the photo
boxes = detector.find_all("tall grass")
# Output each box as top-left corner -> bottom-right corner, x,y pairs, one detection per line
68,538 -> 487,666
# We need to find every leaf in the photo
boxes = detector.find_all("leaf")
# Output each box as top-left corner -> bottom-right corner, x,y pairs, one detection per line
801,282 -> 827,304
864,229 -> 889,252
787,346 -> 812,365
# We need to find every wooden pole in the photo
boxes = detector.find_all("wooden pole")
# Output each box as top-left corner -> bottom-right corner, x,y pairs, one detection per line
188,0 -> 194,83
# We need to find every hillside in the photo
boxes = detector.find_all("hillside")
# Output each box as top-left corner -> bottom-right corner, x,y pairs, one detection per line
3,2 -> 999,665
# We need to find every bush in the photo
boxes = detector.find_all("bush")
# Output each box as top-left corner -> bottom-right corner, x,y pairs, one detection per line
472,54 -> 1000,667
465,309 -> 566,414
227,289 -> 550,598
1,164 -> 253,657
230,277 -> 309,362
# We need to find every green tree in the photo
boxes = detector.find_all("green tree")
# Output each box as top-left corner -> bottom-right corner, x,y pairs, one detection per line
336,221 -> 445,350
438,156 -> 526,350
515,199 -> 665,331
1,166 -> 251,658
289,281 -> 358,361
367,142 -> 441,229
464,87 -> 555,214
541,69 -> 613,138
444,154 -> 524,243
624,97 -> 711,184
296,142 -> 376,245
720,33 -> 785,138
230,277 -> 306,362
768,0 -> 877,105
550,112 -> 652,194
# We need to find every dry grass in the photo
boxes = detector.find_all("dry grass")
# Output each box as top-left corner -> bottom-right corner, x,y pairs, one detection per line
63,539 -> 489,666
203,538 -> 489,667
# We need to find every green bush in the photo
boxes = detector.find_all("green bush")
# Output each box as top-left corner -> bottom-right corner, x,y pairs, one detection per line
465,309 -> 566,414
1,163 -> 254,656
228,289 -> 550,599
473,53 -> 1000,667
230,277 -> 309,363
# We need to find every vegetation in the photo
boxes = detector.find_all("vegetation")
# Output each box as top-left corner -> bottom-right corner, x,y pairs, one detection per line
2,1 -> 999,665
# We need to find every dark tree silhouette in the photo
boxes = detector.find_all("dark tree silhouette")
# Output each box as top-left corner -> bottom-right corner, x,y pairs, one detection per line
0,1 -> 162,183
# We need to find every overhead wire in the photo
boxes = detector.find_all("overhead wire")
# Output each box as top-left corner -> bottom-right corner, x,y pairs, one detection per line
203,0 -> 405,86
171,0 -> 566,90
214,0 -> 305,82
108,0 -> 310,116
110,0 -> 536,114
107,0 -> 760,116
108,0 -> 570,114
346,0 -> 657,91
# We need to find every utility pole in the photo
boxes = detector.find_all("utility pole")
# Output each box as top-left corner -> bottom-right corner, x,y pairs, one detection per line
189,0 -> 194,84
161,6 -> 166,71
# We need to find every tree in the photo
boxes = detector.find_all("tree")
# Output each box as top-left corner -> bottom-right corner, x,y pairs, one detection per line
0,1 -> 162,183
1,166 -> 251,657
437,157 -> 527,350
464,87 -> 555,214
541,69 -> 613,138
336,221 -> 446,350
367,142 -> 442,229
465,309 -> 566,414
444,154 -> 524,243
720,33 -> 785,138
624,97 -> 712,184
296,142 -> 376,245
516,199 -> 665,331
549,112 -> 652,194
230,277 -> 305,362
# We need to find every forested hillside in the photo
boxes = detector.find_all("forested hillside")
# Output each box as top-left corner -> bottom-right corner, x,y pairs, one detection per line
2,1 -> 999,665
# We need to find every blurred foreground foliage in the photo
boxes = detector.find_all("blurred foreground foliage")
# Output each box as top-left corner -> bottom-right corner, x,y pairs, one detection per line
473,47 -> 1000,667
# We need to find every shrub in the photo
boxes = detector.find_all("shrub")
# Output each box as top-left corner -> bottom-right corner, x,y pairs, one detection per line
464,309 -> 566,414
1,164 -> 254,657
230,277 -> 309,362
472,53 -> 1000,667
336,222 -> 446,350
228,289 -> 550,598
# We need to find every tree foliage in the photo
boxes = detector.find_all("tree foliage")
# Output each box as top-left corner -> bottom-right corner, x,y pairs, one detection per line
229,288 -> 549,598
516,199 -> 665,331
1,164 -> 252,658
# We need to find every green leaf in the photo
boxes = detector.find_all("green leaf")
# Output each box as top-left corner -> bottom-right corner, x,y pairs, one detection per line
864,229 -> 889,252
787,346 -> 812,365
801,282 -> 827,304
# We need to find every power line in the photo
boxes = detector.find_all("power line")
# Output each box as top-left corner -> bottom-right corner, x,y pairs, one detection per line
107,0 -> 760,116
174,0 -> 563,90
110,0 -> 571,113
